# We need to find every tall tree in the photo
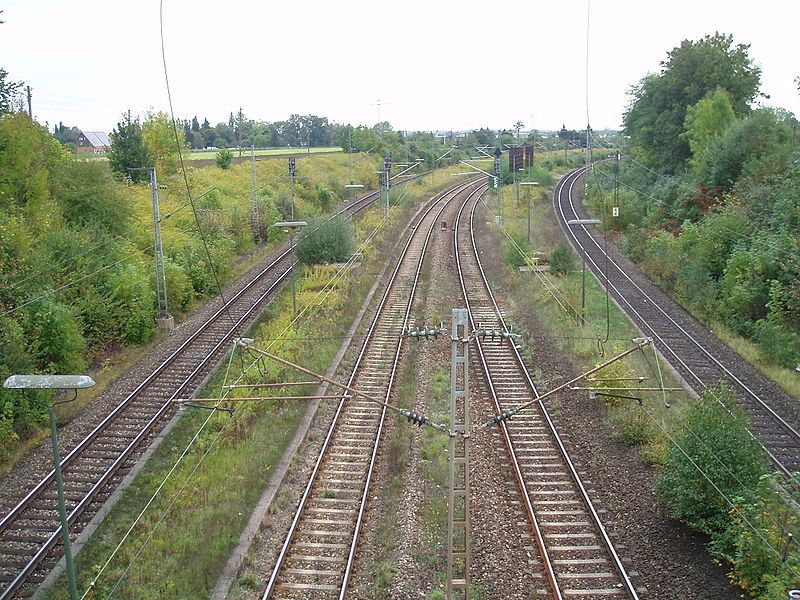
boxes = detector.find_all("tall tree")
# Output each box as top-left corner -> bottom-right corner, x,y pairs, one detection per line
624,33 -> 761,173
142,111 -> 186,177
683,87 -> 737,171
191,116 -> 200,132
0,68 -> 22,114
108,111 -> 150,183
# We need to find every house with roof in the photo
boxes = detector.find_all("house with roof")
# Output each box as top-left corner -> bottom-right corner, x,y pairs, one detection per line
75,130 -> 112,153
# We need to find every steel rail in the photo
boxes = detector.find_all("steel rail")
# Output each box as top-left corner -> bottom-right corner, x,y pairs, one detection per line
262,178 -> 482,598
455,187 -> 639,599
0,181 -> 409,599
554,166 -> 800,476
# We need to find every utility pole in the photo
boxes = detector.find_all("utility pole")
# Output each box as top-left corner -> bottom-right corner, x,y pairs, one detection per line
25,85 -> 32,117
149,168 -> 173,332
494,147 -> 502,224
383,154 -> 392,216
251,145 -> 261,243
237,107 -> 244,164
612,150 -> 620,227
447,308 -> 470,600
288,157 -> 297,220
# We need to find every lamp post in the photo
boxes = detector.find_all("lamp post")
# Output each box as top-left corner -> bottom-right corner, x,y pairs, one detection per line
3,374 -> 96,600
273,221 -> 307,318
566,218 -> 601,325
519,181 -> 539,242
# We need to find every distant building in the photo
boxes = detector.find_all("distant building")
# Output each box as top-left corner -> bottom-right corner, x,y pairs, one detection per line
75,131 -> 112,153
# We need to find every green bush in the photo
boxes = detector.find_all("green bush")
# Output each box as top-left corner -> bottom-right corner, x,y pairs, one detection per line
295,215 -> 355,266
505,236 -> 528,269
730,474 -> 800,599
656,385 -> 767,561
549,245 -> 576,276
754,320 -> 800,368
26,298 -> 87,374
215,149 -> 233,169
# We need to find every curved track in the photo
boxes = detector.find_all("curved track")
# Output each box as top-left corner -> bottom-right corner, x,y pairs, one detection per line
554,166 -> 800,476
261,179 -> 482,599
0,183 -> 411,600
455,188 -> 639,599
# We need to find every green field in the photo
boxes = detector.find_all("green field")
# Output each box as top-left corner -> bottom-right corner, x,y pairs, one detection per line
186,146 -> 342,160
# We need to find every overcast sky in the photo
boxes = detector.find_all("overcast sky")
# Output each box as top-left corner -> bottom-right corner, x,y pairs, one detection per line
1,0 -> 798,134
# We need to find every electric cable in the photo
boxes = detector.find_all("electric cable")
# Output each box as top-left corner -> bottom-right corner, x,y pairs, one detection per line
8,234 -> 130,289
81,175 -> 408,595
636,398 -> 800,580
1,253 -> 138,317
159,0 -> 238,332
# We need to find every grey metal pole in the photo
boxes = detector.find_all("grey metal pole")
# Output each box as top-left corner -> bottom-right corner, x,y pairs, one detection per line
290,229 -> 297,318
527,190 -> 531,243
251,145 -> 260,243
150,168 -> 170,324
581,244 -> 587,326
49,405 -> 79,600
447,308 -> 470,599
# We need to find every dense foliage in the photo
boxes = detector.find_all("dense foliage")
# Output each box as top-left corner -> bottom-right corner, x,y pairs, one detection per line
0,106 -> 389,463
656,388 -> 798,598
589,32 -> 800,598
295,215 -> 356,266
623,33 -> 761,174
590,33 -> 800,371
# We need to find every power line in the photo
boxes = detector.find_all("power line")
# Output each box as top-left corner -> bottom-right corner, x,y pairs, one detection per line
1,253 -> 138,317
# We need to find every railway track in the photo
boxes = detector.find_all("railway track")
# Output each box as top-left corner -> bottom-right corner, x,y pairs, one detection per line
261,179 -> 483,599
455,188 -> 639,599
554,165 -> 800,476
0,183 -> 409,600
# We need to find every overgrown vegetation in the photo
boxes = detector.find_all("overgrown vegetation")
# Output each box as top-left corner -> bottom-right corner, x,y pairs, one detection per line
0,109 -> 387,465
656,387 -> 798,598
587,32 -> 800,379
295,215 -> 356,266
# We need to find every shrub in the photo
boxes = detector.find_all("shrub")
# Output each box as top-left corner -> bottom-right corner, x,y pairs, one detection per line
730,474 -> 800,599
295,215 -> 355,266
656,385 -> 767,561
215,149 -> 233,169
549,245 -> 576,276
754,320 -> 800,368
505,236 -> 528,269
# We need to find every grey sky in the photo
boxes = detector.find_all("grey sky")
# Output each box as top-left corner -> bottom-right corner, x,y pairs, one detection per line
1,0 -> 798,133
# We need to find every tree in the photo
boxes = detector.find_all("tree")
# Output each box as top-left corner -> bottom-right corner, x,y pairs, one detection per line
0,68 -> 22,113
683,87 -> 736,170
215,149 -> 233,169
108,111 -> 150,182
191,116 -> 200,132
142,111 -> 186,177
513,120 -> 524,138
624,33 -> 761,173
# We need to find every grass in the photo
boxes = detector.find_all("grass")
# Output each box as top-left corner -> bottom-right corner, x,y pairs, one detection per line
186,147 -> 342,160
711,321 -> 800,401
44,165 -> 469,599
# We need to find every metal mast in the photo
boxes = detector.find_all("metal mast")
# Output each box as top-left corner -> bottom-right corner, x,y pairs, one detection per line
149,168 -> 173,331
447,308 -> 470,599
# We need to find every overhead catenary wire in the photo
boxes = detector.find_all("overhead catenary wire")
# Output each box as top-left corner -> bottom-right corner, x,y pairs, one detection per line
81,172 -> 414,595
1,253 -> 139,317
635,397 -> 800,580
159,0 -> 238,332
